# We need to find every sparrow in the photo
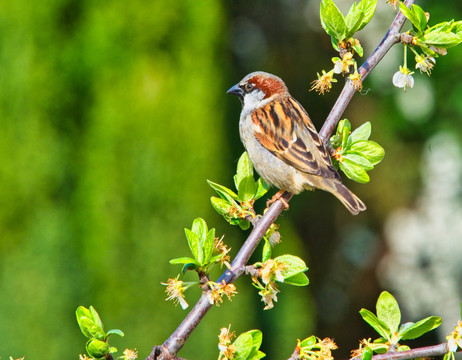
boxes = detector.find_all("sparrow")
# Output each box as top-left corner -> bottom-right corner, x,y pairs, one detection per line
227,71 -> 366,215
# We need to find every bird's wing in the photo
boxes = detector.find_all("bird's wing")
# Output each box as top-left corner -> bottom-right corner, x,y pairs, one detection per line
252,96 -> 340,180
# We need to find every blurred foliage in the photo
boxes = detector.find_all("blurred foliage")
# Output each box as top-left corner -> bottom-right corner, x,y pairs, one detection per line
0,0 -> 249,359
0,0 -> 462,359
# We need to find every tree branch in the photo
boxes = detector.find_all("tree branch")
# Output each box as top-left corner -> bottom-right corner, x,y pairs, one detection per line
148,194 -> 292,360
148,2 -> 415,359
353,343 -> 451,360
287,342 -> 453,360
319,0 -> 415,142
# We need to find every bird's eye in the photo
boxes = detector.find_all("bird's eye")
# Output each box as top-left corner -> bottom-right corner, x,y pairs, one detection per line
242,83 -> 255,93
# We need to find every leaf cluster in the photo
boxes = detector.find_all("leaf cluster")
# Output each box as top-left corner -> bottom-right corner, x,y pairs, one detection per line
321,0 -> 377,54
231,330 -> 266,360
330,120 -> 385,183
297,335 -> 337,360
359,291 -> 441,354
253,255 -> 309,288
399,3 -> 462,56
209,152 -> 269,230
76,306 -> 125,360
170,218 -> 224,275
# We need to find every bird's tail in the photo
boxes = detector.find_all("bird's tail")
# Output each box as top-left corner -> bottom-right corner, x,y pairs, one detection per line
333,182 -> 366,215
323,180 -> 367,215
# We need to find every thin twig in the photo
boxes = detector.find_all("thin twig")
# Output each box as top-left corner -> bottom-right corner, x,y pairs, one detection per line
352,342 -> 449,360
287,342 -> 452,360
149,2 -> 416,359
319,0 -> 415,142
149,194 -> 292,360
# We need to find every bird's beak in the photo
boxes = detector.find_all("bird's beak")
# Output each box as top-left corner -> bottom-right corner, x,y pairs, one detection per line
226,83 -> 244,100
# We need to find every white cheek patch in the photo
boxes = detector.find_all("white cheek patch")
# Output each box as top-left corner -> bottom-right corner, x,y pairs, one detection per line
242,89 -> 266,114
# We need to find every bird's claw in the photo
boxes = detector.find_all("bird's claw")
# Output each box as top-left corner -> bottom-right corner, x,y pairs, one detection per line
266,190 -> 290,210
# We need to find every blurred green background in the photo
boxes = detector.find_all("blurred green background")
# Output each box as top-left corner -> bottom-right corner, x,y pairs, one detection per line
1,0 -> 462,359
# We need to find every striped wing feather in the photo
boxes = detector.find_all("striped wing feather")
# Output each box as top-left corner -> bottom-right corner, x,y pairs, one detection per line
252,97 -> 340,180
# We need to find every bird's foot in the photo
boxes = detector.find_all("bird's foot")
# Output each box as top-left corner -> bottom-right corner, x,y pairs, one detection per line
266,190 -> 290,210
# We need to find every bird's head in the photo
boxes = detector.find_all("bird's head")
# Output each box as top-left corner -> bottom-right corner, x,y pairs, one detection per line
227,72 -> 289,112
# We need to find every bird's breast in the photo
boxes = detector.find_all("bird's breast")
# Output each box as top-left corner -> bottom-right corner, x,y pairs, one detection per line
239,113 -> 305,194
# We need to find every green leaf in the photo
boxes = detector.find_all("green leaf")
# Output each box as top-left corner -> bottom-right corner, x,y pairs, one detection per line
76,305 -> 92,319
86,339 -> 110,358
333,119 -> 351,149
190,218 -> 215,266
209,253 -> 224,264
89,306 -> 104,330
320,0 -> 347,41
246,330 -> 264,360
331,36 -> 340,51
412,4 -> 427,34
357,0 -> 377,31
76,316 -> 94,339
399,3 -> 421,33
211,196 -> 234,217
359,308 -> 391,339
397,345 -> 411,352
330,119 -> 351,149
192,218 -> 207,243
76,306 -> 94,338
337,119 -> 351,136
330,135 -> 341,149
425,21 -> 452,34
339,159 -> 370,183
352,41 -> 364,57
349,122 -> 371,144
106,329 -> 124,338
376,291 -> 401,334
262,239 -> 272,263
422,20 -> 462,48
398,322 -> 415,337
284,272 -> 310,286
274,255 -> 308,280
300,335 -> 317,348
184,228 -> 201,262
345,3 -> 365,37
349,140 -> 385,165
422,31 -> 462,48
234,332 -> 254,360
454,20 -> 462,34
238,175 -> 257,202
371,339 -> 390,354
361,346 -> 373,360
255,178 -> 270,200
249,351 -> 266,360
169,257 -> 199,265
76,306 -> 106,341
419,44 -> 439,57
400,316 -> 442,340
342,153 -> 374,171
202,228 -> 215,265
234,152 -> 254,190
207,180 -> 239,202
341,126 -> 350,150
239,219 -> 251,230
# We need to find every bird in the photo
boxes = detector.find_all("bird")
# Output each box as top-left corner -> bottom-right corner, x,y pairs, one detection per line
227,71 -> 366,215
